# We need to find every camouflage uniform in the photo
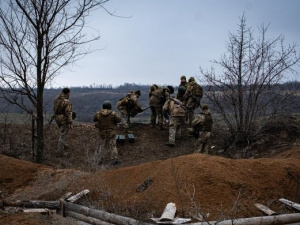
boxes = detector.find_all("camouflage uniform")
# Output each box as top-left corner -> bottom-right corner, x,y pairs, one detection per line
93,109 -> 121,161
149,85 -> 171,128
117,90 -> 142,129
191,106 -> 213,154
176,76 -> 188,102
54,92 -> 73,153
163,97 -> 187,146
184,77 -> 203,127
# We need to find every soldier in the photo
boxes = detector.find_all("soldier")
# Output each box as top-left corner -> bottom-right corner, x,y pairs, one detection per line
94,100 -> 121,163
191,104 -> 213,154
163,97 -> 187,147
183,77 -> 203,127
176,75 -> 188,102
149,84 -> 174,129
53,87 -> 73,154
117,90 -> 143,130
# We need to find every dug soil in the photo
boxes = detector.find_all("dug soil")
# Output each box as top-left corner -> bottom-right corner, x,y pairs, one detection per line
0,123 -> 300,224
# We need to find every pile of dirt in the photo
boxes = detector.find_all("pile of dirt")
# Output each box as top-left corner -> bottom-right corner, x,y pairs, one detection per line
1,123 -> 300,224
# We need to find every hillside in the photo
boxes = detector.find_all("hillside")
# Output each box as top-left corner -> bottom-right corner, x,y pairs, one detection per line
0,123 -> 300,224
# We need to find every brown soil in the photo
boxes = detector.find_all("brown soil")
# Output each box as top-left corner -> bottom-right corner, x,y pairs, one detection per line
0,123 -> 300,224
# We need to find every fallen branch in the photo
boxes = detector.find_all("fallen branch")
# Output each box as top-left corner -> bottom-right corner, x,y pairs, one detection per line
66,210 -> 114,225
188,213 -> 300,225
22,208 -> 56,215
279,198 -> 300,211
3,200 -> 60,209
67,189 -> 90,203
64,201 -> 152,225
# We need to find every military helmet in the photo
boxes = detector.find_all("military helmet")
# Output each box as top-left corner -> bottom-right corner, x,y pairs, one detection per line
167,85 -> 174,94
188,77 -> 195,82
202,104 -> 209,110
102,100 -> 112,110
135,90 -> 141,96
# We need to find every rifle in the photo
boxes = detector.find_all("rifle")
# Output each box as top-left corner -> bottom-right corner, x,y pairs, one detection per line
170,97 -> 188,111
130,106 -> 151,118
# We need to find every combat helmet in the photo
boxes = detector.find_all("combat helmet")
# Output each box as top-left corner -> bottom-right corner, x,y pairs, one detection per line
167,85 -> 174,94
102,100 -> 112,110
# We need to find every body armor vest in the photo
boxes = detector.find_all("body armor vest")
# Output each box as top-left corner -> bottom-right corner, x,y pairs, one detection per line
200,112 -> 213,132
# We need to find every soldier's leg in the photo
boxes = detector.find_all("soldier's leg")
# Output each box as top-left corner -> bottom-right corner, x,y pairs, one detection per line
168,117 -> 177,144
58,124 -> 69,152
108,138 -> 118,160
156,107 -> 164,129
120,109 -> 129,129
188,108 -> 195,127
150,106 -> 157,127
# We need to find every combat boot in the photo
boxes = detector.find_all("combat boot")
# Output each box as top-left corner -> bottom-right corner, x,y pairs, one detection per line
165,142 -> 175,147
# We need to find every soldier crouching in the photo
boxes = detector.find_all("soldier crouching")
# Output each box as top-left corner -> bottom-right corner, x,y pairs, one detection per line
94,100 -> 121,163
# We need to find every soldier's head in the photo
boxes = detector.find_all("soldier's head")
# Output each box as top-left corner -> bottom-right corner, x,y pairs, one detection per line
188,77 -> 195,83
62,87 -> 70,98
180,75 -> 186,83
102,100 -> 112,110
201,104 -> 209,111
135,90 -> 141,98
167,85 -> 174,94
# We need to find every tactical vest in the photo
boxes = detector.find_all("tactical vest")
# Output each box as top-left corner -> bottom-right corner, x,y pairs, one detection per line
190,82 -> 203,100
54,98 -> 65,115
200,112 -> 213,132
96,110 -> 116,130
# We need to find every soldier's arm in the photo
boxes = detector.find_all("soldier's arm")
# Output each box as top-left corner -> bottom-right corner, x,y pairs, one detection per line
93,113 -> 99,122
191,114 -> 204,128
113,112 -> 122,124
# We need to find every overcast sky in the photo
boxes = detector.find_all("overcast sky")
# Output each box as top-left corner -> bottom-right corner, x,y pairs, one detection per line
51,0 -> 300,88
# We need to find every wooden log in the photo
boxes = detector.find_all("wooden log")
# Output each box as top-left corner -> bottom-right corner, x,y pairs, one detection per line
22,208 -> 56,214
189,213 -> 300,225
66,210 -> 114,225
279,198 -> 300,211
3,200 -> 60,209
67,189 -> 90,203
254,203 -> 277,215
64,201 -> 152,225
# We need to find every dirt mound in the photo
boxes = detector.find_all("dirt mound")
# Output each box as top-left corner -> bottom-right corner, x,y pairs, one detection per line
1,148 -> 300,223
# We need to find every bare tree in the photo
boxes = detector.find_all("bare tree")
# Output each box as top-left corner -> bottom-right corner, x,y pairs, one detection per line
200,14 -> 300,148
0,0 -> 110,162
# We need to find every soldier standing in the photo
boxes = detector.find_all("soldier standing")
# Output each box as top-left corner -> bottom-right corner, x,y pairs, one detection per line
54,88 -> 73,154
163,97 -> 187,147
176,75 -> 188,102
191,104 -> 213,154
117,90 -> 143,130
149,85 -> 174,129
184,77 -> 203,127
94,100 -> 121,163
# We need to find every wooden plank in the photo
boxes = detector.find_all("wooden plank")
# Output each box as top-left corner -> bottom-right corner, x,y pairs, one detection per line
22,208 -> 56,215
279,198 -> 300,211
67,189 -> 90,203
254,203 -> 277,215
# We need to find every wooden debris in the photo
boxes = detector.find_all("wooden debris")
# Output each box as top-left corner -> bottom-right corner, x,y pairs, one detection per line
279,198 -> 300,211
3,200 -> 60,209
66,211 -> 114,225
136,178 -> 153,193
159,202 -> 176,221
67,189 -> 90,203
22,208 -> 56,215
254,203 -> 277,215
64,201 -> 151,225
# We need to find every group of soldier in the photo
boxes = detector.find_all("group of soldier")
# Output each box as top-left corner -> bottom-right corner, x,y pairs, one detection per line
53,76 -> 213,163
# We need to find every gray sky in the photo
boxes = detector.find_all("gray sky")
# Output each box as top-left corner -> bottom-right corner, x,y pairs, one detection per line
52,0 -> 300,88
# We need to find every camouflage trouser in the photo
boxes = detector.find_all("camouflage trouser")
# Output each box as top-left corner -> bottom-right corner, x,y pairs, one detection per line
168,116 -> 186,144
187,108 -> 195,127
150,106 -> 163,126
98,138 -> 118,161
194,132 -> 211,154
58,123 -> 69,152
119,108 -> 130,129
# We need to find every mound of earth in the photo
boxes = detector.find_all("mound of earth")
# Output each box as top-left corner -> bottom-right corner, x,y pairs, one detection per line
1,146 -> 300,224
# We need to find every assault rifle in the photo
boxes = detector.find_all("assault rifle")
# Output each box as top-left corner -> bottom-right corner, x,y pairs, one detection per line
170,97 -> 187,111
130,106 -> 151,118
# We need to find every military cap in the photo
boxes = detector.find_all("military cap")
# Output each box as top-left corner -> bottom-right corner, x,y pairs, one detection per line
188,77 -> 195,82
180,75 -> 186,80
